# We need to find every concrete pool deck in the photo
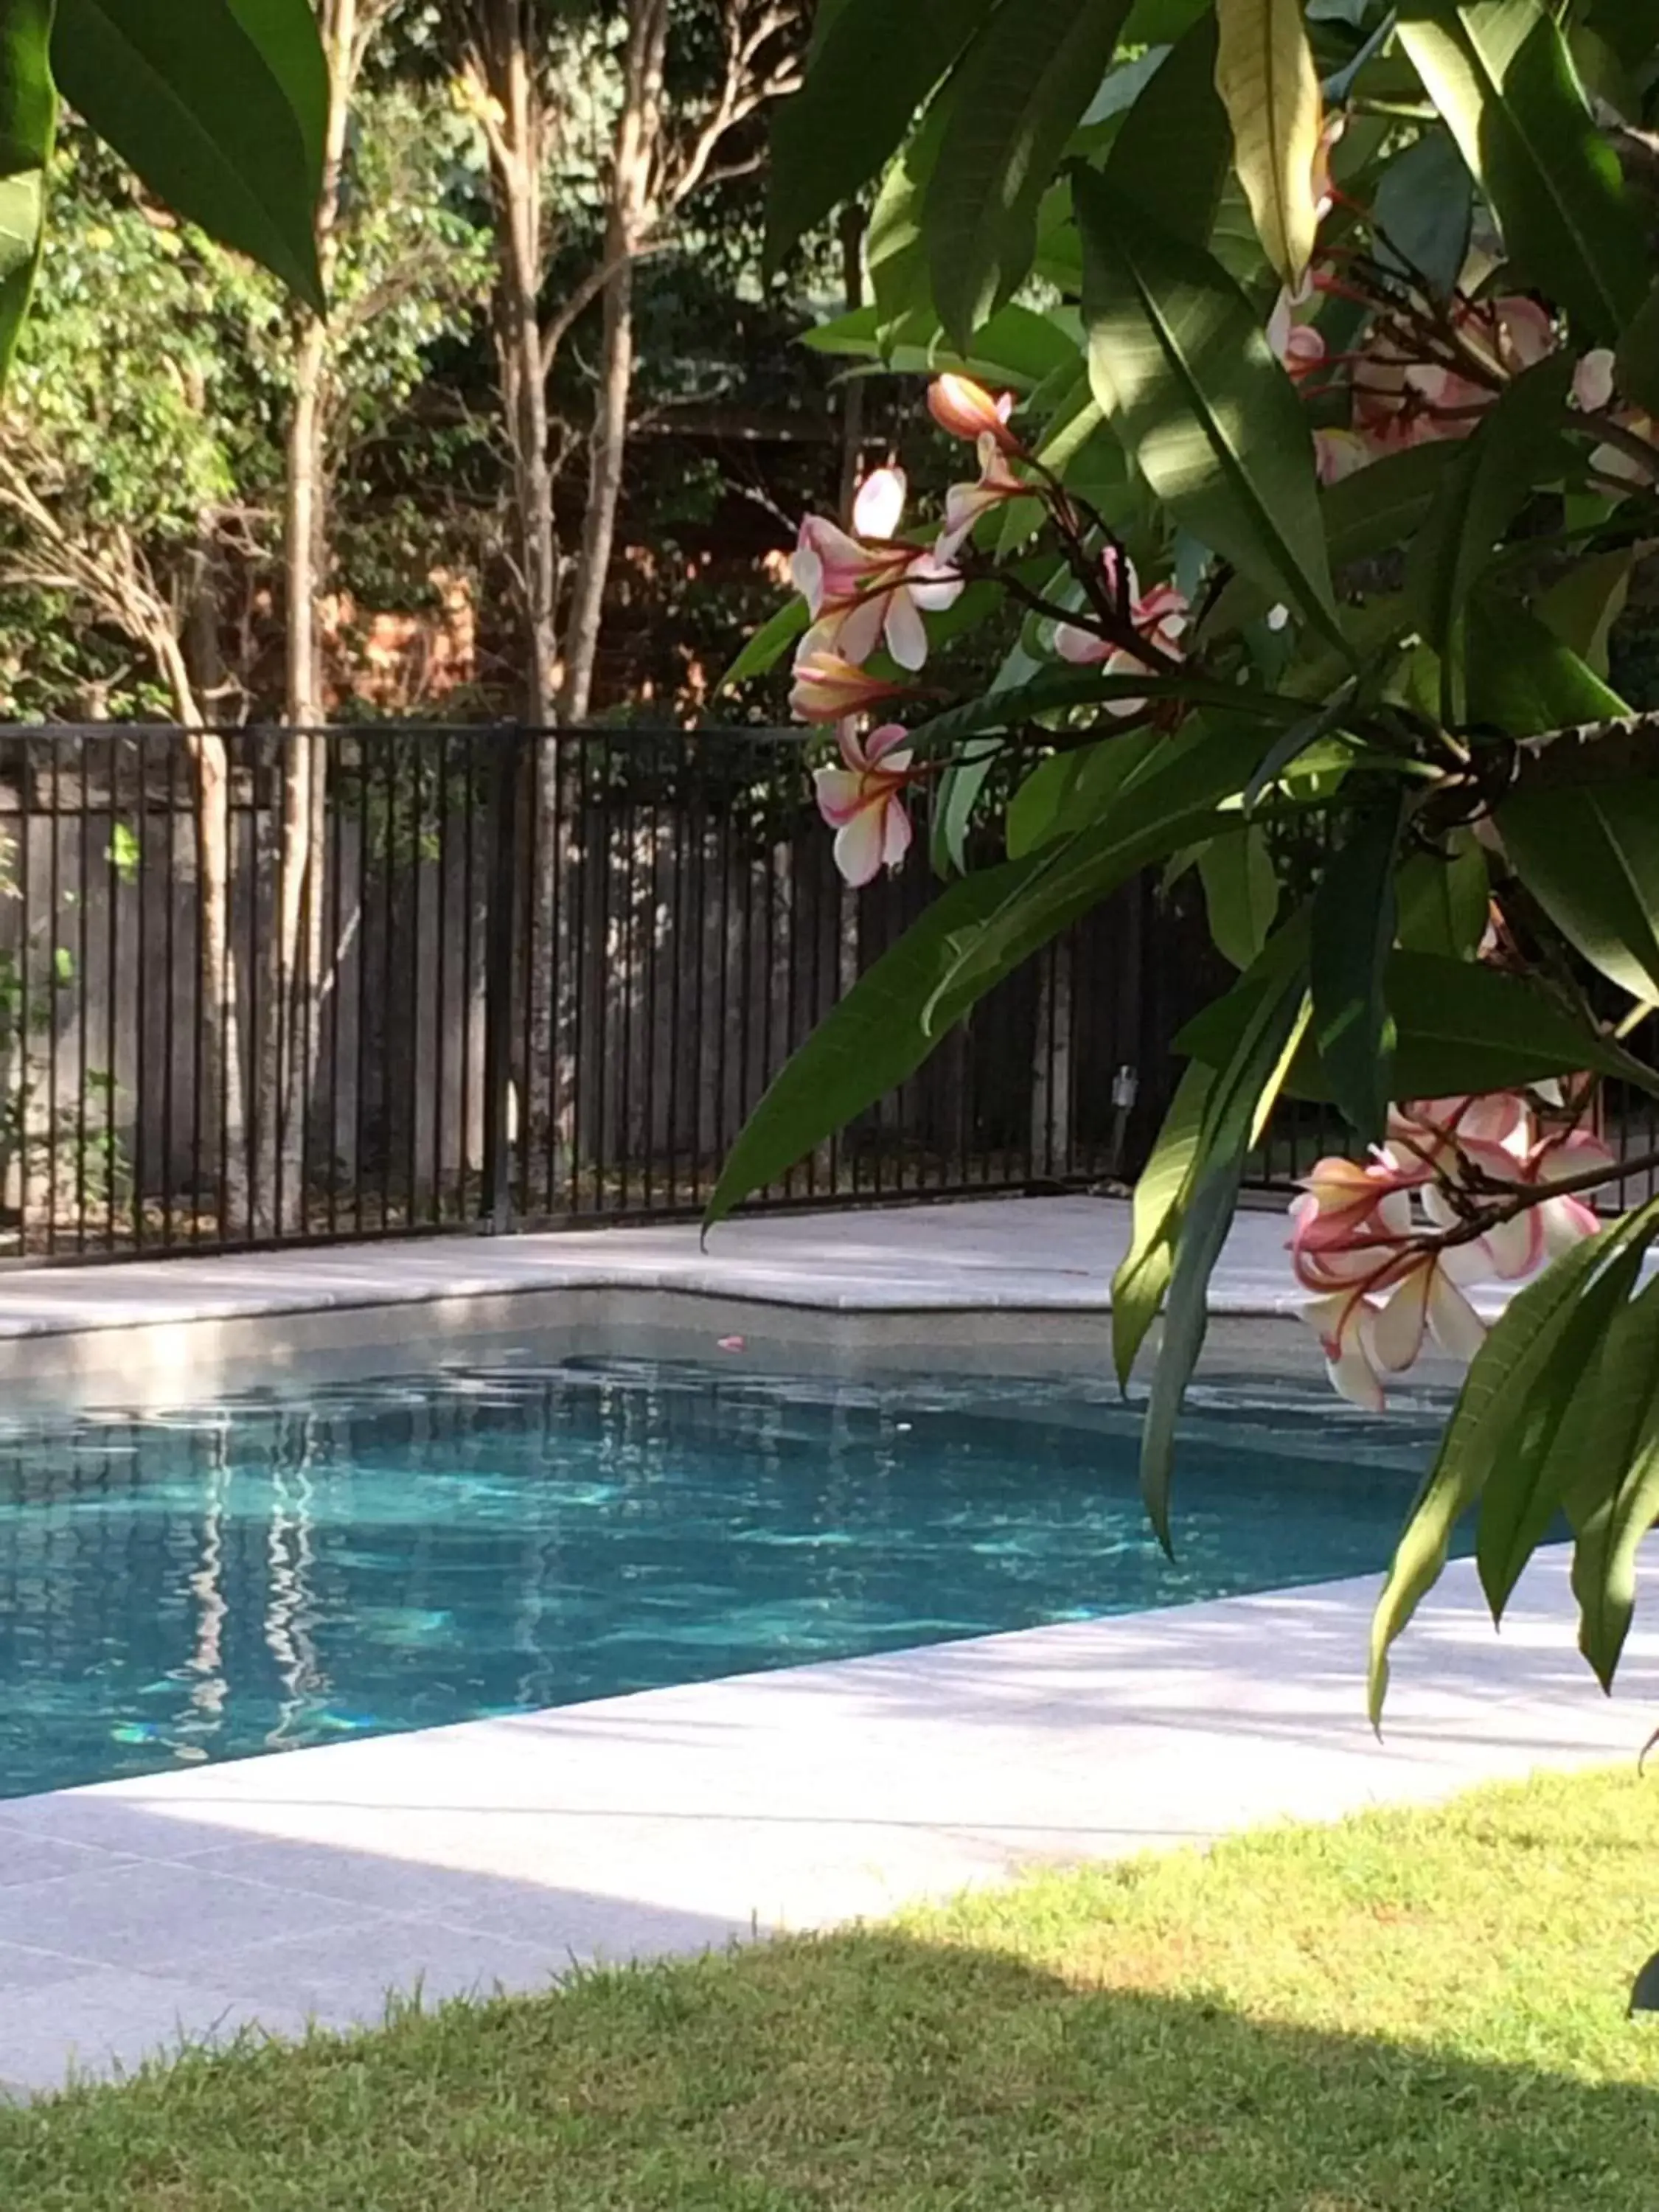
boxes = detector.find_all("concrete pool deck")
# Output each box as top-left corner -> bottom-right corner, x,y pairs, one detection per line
0,1196 -> 1650,2096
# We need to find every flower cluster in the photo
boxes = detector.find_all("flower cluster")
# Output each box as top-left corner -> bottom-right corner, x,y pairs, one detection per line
788,372 -> 1191,884
1290,1093 -> 1612,1410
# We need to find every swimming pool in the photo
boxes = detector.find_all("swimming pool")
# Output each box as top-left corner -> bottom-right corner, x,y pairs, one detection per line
0,1356 -> 1450,1799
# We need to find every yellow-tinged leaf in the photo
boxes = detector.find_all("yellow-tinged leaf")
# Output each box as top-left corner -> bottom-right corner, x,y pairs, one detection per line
1214,0 -> 1322,285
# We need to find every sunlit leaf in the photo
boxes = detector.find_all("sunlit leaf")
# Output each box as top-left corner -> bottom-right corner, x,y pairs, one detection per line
1397,0 -> 1648,343
1111,1059 -> 1214,1385
1076,169 -> 1341,641
1198,821 -> 1280,969
718,598 -> 808,693
1567,1279 -> 1659,1690
925,0 -> 1135,347
0,0 -> 55,383
1214,0 -> 1324,284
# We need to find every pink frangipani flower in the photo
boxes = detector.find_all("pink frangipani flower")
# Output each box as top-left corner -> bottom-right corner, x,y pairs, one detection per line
936,434 -> 1027,560
792,467 -> 963,673
813,721 -> 916,886
788,649 -> 910,726
1052,552 -> 1189,717
928,374 -> 1021,452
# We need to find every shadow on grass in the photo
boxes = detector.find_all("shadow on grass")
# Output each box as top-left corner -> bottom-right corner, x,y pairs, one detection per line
1,1925 -> 1655,2212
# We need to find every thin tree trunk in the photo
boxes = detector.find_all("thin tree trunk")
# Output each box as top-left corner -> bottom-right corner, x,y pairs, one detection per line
265,0 -> 364,1237
155,630 -> 248,1233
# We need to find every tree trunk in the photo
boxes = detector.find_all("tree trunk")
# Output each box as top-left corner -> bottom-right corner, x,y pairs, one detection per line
154,630 -> 248,1234
263,0 -> 363,1237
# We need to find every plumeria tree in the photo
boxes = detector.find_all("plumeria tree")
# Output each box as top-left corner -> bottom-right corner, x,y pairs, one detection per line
712,0 -> 1659,1718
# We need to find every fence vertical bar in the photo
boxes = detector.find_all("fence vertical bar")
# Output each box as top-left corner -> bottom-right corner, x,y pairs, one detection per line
480,723 -> 522,1234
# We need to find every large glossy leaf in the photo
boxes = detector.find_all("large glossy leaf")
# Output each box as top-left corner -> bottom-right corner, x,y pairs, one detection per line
1486,1256 -> 1655,1637
1107,10 -> 1227,248
1215,0 -> 1324,283
1141,961 -> 1310,1547
1406,355 -> 1573,702
1208,442 -> 1457,635
1371,126 -> 1472,297
1004,731 -> 1158,859
1500,779 -> 1659,1006
925,720 -> 1280,1030
1076,169 -> 1340,641
763,0 -> 994,274
801,300 -> 1077,389
904,663 -> 1301,754
0,0 -> 54,383
1368,1200 -> 1659,1723
1198,823 -> 1279,969
1466,597 -> 1627,738
1311,790 -> 1405,1143
53,0 -> 326,307
1567,1280 -> 1659,1689
1395,833 -> 1487,960
1397,1 -> 1649,343
1180,946 -> 1636,1096
1535,547 -> 1632,679
703,858 -> 1034,1228
1111,1059 -> 1213,1385
925,0 -> 1135,347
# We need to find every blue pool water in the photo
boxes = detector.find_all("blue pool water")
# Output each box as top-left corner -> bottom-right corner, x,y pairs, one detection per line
0,1357 -> 1449,1800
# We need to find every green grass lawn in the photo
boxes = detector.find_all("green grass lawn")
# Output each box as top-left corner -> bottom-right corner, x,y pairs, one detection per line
4,1764 -> 1658,2211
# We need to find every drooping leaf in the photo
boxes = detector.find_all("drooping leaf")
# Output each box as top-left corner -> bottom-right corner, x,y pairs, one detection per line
1500,779 -> 1659,1006
925,720 -> 1283,1031
1397,1 -> 1649,343
718,597 -> 808,692
1368,1200 -> 1659,1724
1141,959 -> 1311,1547
52,0 -> 327,308
1106,9 -> 1227,248
930,740 -> 1001,875
1466,596 -> 1628,739
763,0 -> 994,274
1198,822 -> 1281,969
1567,1279 -> 1659,1689
1395,833 -> 1488,959
1214,0 -> 1324,284
1406,355 -> 1575,709
1004,731 -> 1158,860
1535,547 -> 1633,678
1311,790 -> 1406,1143
1475,1242 -> 1652,1623
925,0 -> 1135,347
704,858 -> 1034,1228
1076,168 -> 1341,641
0,0 -> 55,383
1111,1058 -> 1213,1385
1371,125 -> 1473,297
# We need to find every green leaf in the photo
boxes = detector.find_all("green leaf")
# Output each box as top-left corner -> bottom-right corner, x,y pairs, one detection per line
1500,779 -> 1659,1006
1198,822 -> 1280,969
925,720 -> 1282,1031
925,0 -> 1135,348
1535,547 -> 1632,678
705,858 -> 1036,1228
0,0 -> 55,383
1397,1 -> 1649,343
1141,960 -> 1310,1547
1475,1243 -> 1653,1626
1568,1279 -> 1659,1689
718,598 -> 809,693
1005,731 -> 1158,860
1386,950 -> 1637,1093
1311,790 -> 1406,1143
1076,168 -> 1341,641
1111,1059 -> 1214,1385
1395,833 -> 1488,959
802,299 -> 1077,389
930,741 -> 1001,875
1368,1199 -> 1659,1724
1371,126 -> 1472,297
904,663 -> 1301,755
1208,442 -> 1458,635
52,0 -> 326,308
1613,279 -> 1659,420
764,0 -> 994,274
1105,10 -> 1227,248
1465,596 -> 1627,738
1406,355 -> 1574,706
1215,0 -> 1325,283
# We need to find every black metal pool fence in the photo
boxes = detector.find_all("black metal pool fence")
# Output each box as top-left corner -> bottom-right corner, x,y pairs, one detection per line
0,721 -> 1653,1265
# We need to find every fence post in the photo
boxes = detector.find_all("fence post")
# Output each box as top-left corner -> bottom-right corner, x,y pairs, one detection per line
480,722 -> 523,1234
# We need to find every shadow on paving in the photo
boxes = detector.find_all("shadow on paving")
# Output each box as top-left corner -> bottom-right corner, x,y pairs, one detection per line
0,1927 -> 1655,2211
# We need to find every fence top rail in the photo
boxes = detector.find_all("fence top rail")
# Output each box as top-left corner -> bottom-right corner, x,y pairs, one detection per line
0,721 -> 814,748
